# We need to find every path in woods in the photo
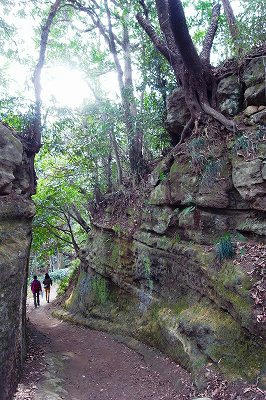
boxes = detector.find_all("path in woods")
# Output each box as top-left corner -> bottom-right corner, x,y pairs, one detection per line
13,286 -> 196,400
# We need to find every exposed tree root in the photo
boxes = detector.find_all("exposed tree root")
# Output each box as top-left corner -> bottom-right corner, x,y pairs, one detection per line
202,103 -> 236,132
175,116 -> 194,149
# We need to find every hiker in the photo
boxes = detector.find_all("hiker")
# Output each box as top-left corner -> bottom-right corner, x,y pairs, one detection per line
31,275 -> 42,308
43,273 -> 53,303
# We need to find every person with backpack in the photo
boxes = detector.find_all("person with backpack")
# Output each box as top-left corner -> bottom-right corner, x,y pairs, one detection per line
31,275 -> 42,308
43,273 -> 53,303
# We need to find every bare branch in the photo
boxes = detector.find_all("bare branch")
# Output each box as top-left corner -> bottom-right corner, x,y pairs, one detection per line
68,204 -> 91,233
200,3 -> 221,62
139,0 -> 149,18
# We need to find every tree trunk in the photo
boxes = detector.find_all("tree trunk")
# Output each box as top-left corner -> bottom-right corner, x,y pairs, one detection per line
221,0 -> 241,54
32,0 -> 62,152
27,0 -> 62,195
109,128 -> 123,186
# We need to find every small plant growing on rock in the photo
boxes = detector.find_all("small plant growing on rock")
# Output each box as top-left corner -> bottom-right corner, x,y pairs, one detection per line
112,223 -> 122,237
158,170 -> 167,182
215,233 -> 236,261
182,205 -> 195,216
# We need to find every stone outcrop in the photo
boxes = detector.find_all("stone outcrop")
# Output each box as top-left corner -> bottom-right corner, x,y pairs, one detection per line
58,56 -> 266,390
0,123 -> 35,400
60,132 -> 265,390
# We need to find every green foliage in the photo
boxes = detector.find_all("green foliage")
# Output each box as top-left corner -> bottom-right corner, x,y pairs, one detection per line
158,170 -> 167,182
112,223 -> 122,237
49,268 -> 70,282
0,98 -> 34,133
57,260 -> 79,296
91,276 -> 109,305
215,233 -> 236,261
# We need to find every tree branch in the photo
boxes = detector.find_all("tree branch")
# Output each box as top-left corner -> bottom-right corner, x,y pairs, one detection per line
68,204 -> 91,233
139,0 -> 149,18
200,3 -> 221,62
155,0 -> 179,56
136,12 -> 177,64
221,0 -> 240,50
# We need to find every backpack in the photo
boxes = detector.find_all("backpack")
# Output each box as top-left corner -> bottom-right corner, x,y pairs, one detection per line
31,280 -> 41,293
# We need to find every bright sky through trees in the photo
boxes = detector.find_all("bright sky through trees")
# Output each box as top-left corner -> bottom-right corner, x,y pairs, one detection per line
0,0 -> 242,109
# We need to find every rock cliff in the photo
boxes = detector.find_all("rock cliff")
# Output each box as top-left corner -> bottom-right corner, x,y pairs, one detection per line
58,56 -> 266,389
0,123 -> 35,400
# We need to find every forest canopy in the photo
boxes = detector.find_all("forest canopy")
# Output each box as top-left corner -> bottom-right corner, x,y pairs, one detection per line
0,0 -> 265,271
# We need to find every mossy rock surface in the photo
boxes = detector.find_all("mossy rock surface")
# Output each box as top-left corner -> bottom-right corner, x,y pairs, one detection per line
176,303 -> 265,381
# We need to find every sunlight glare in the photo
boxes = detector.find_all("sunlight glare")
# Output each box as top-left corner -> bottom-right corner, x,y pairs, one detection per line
42,67 -> 91,108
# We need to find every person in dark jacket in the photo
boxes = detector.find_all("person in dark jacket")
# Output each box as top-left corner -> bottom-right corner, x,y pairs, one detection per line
31,275 -> 42,308
43,273 -> 53,303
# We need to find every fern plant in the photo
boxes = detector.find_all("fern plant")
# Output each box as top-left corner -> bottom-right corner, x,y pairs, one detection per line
215,233 -> 236,261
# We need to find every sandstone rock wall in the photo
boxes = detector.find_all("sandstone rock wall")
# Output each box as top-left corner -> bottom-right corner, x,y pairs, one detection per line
0,123 -> 35,400
60,56 -> 266,389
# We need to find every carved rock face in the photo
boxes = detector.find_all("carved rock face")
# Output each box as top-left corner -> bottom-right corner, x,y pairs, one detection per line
0,123 -> 23,194
0,123 -> 35,400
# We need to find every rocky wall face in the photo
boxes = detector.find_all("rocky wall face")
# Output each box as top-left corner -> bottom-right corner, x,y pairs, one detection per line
63,57 -> 266,390
0,123 -> 35,400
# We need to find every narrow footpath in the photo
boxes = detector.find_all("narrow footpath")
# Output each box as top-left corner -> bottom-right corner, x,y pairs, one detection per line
13,287 -> 196,400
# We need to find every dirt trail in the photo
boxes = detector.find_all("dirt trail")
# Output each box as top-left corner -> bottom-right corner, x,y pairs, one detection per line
14,287 -> 196,400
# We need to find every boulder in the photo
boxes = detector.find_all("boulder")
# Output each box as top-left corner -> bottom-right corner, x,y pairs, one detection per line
244,82 -> 266,106
0,124 -> 35,400
165,87 -> 190,136
250,109 -> 266,125
0,123 -> 23,194
217,75 -> 242,116
243,57 -> 265,87
232,159 -> 263,188
232,158 -> 266,210
243,105 -> 259,116
141,206 -> 179,234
